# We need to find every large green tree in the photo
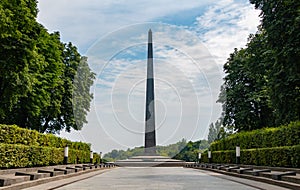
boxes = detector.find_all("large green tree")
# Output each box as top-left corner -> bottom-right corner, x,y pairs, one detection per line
0,0 -> 39,120
218,0 -> 299,131
219,34 -> 275,131
0,0 -> 95,133
250,0 -> 300,125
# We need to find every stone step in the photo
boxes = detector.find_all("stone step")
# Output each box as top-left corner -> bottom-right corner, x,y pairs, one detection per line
38,169 -> 65,177
83,165 -> 95,169
220,166 -> 230,171
0,164 -> 111,187
75,165 -> 91,170
225,166 -> 240,172
211,164 -> 221,169
15,172 -> 50,180
53,168 -> 75,174
232,168 -> 253,174
243,169 -> 271,176
260,171 -> 296,180
0,174 -> 30,187
0,164 -> 82,176
282,174 -> 300,184
66,167 -> 83,172
217,165 -> 230,170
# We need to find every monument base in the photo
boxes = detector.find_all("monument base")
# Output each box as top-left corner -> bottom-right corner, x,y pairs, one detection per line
114,155 -> 185,167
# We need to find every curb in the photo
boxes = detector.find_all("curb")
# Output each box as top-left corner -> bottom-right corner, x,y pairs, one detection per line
191,166 -> 300,190
0,166 -> 116,190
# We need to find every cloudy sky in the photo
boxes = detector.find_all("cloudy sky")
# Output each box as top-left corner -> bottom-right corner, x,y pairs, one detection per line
37,0 -> 260,154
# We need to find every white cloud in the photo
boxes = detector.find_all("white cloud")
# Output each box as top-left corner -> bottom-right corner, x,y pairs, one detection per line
195,0 -> 260,66
37,0 -> 216,53
51,0 -> 261,154
65,23 -> 222,152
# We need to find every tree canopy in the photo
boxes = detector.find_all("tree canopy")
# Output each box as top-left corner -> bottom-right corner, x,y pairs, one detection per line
218,0 -> 300,131
0,0 -> 95,133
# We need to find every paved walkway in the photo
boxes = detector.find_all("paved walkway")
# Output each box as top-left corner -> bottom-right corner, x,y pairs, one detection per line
24,167 -> 290,190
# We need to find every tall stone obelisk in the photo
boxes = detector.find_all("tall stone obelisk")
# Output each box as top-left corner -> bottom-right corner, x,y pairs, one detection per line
144,29 -> 156,155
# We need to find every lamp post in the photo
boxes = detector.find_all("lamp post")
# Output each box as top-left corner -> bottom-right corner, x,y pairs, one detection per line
236,145 -> 240,164
198,144 -> 201,164
64,145 -> 68,165
90,151 -> 93,164
198,152 -> 202,163
100,152 -> 102,164
208,150 -> 212,164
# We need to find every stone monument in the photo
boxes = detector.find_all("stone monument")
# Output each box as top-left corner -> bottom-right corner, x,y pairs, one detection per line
114,29 -> 185,167
144,29 -> 156,155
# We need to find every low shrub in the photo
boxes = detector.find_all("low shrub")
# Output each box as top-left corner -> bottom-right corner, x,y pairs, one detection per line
210,121 -> 300,151
0,124 -> 90,151
0,143 -> 91,168
201,145 -> 300,167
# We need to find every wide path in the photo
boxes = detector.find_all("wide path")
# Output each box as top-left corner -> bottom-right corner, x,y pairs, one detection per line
51,167 -> 288,190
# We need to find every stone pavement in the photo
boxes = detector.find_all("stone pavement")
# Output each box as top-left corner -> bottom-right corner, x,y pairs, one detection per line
26,167 -> 290,190
186,163 -> 300,189
0,164 -> 115,190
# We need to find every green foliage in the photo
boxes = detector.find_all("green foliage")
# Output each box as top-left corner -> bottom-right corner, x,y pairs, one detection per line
72,56 -> 96,131
157,138 -> 188,158
250,0 -> 300,125
92,153 -> 101,164
218,40 -> 276,131
0,0 -> 95,133
0,124 -> 93,168
201,145 -> 300,168
208,123 -> 217,144
0,124 -> 90,151
173,140 -> 209,162
203,122 -> 300,167
103,139 -> 199,162
0,0 -> 39,119
210,121 -> 300,151
218,0 -> 299,131
0,143 -> 91,168
207,118 -> 231,144
103,147 -> 143,162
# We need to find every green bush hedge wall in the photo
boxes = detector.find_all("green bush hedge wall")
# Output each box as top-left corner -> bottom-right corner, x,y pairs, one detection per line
200,145 -> 300,167
0,124 -> 97,168
0,124 -> 90,151
210,121 -> 300,151
0,143 -> 92,168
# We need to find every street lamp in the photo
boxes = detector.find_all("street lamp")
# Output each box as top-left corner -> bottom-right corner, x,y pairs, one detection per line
90,151 -> 93,164
64,145 -> 68,165
208,150 -> 212,164
198,144 -> 202,164
236,145 -> 240,164
100,152 -> 102,164
198,152 -> 202,163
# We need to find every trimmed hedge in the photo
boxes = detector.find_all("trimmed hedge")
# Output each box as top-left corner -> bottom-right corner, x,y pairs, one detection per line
0,124 -> 90,151
210,121 -> 300,151
0,124 -> 97,168
0,143 -> 91,168
201,145 -> 300,168
93,153 -> 101,164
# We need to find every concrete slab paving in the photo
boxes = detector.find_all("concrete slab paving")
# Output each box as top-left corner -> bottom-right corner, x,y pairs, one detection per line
26,167 -> 290,190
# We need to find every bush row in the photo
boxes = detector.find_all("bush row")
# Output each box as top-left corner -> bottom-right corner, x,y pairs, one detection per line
0,143 -> 94,168
0,124 -> 90,151
201,145 -> 300,168
210,121 -> 300,151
